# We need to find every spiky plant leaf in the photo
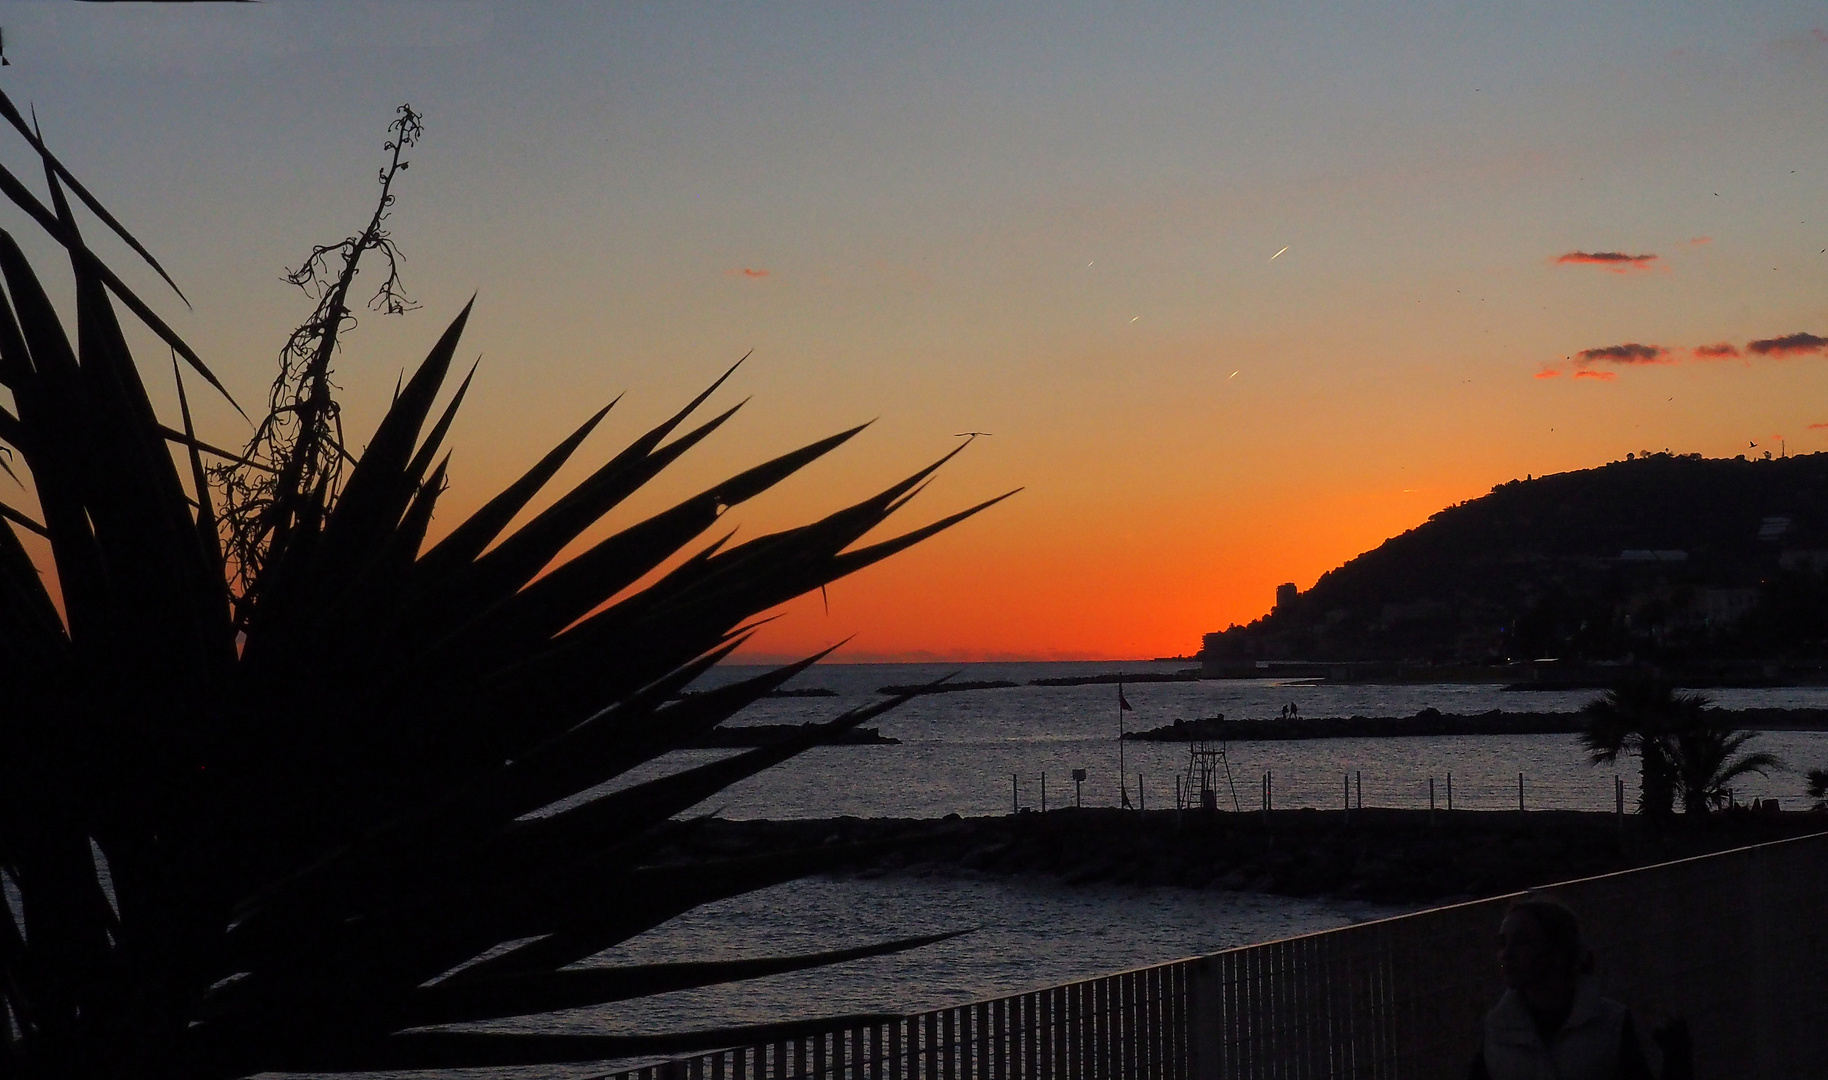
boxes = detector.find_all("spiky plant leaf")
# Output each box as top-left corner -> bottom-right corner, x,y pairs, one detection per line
0,113 -> 1004,1080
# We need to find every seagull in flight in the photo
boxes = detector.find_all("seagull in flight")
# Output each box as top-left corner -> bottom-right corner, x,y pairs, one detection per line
954,431 -> 993,437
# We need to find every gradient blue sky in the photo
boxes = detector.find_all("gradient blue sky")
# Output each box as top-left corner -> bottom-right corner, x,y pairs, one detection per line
5,1 -> 1826,658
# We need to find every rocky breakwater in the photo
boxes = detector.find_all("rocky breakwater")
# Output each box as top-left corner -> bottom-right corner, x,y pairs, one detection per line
1126,707 -> 1828,742
665,808 -> 1828,905
689,723 -> 899,748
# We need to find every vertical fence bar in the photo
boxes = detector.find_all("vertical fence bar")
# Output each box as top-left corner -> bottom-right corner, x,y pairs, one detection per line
1092,979 -> 1106,1080
1184,961 -> 1197,1080
1115,973 -> 1129,1080
992,998 -> 1006,1080
1067,986 -> 1082,1080
1041,987 -> 1056,1080
976,1002 -> 991,1080
950,1008 -> 965,1080
1137,970 -> 1151,1080
1163,966 -> 1179,1080
1248,940 -> 1265,1079
1024,994 -> 1039,1080
925,1011 -> 939,1080
1151,965 -> 1166,1080
1265,943 -> 1280,1080
1007,995 -> 1021,1080
1120,974 -> 1131,1080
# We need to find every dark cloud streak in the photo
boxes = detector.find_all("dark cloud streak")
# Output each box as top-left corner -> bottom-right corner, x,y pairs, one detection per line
1556,251 -> 1659,271
1747,332 -> 1828,357
1576,343 -> 1669,366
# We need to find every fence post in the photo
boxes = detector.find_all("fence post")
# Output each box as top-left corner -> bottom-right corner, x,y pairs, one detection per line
1447,772 -> 1453,811
1518,772 -> 1525,813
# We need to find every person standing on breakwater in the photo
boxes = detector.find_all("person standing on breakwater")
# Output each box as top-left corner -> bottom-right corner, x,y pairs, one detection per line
1469,896 -> 1661,1080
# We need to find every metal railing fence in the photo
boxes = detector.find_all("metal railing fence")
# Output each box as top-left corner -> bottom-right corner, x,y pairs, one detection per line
605,829 -> 1828,1080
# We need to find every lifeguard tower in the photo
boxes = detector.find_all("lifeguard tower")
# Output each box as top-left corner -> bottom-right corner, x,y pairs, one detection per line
1184,738 -> 1240,812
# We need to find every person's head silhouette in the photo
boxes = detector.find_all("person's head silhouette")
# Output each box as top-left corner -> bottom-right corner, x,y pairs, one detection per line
1499,897 -> 1590,1011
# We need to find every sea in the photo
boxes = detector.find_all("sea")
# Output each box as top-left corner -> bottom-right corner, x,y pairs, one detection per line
320,664 -> 1828,1079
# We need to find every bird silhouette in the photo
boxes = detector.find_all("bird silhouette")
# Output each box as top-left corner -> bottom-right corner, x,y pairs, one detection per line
954,431 -> 993,437
1750,441 -> 1758,449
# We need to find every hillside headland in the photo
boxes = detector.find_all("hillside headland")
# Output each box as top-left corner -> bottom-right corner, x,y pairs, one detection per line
1202,453 -> 1828,685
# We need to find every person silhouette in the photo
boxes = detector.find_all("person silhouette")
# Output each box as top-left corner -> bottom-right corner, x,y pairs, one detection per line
1468,896 -> 1658,1080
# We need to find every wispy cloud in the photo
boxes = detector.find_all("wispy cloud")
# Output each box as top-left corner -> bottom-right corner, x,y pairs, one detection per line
1533,366 -> 1561,380
1577,343 -> 1670,366
1808,422 -> 1828,431
1556,251 -> 1660,272
1768,26 -> 1828,69
1692,342 -> 1740,360
726,267 -> 771,279
1573,370 -> 1617,381
1747,331 -> 1828,357
1689,236 -> 1712,246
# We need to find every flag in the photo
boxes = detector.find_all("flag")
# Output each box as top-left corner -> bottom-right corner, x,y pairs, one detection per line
1118,685 -> 1133,711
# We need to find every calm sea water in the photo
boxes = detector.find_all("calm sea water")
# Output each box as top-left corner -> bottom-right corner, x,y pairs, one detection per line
314,664 -> 1828,1079
638,662 -> 1828,817
460,877 -> 1397,1080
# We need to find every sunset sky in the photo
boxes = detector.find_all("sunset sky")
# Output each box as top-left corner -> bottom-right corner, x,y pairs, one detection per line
5,2 -> 1827,661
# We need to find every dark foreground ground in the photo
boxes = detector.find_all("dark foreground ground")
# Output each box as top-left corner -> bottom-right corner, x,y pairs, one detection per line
664,809 -> 1828,905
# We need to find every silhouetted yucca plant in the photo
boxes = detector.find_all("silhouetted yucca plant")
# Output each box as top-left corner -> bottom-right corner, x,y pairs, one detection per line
0,95 -> 1007,1079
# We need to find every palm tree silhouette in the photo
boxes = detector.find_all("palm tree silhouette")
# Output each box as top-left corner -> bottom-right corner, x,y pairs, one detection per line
1804,768 -> 1828,810
1671,719 -> 1781,813
1582,680 -> 1780,816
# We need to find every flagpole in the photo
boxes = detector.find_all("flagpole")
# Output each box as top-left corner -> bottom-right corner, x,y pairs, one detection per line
1119,682 -> 1132,809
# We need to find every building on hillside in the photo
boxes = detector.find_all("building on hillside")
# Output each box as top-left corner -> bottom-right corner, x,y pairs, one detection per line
1691,587 -> 1761,629
1779,549 -> 1828,575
